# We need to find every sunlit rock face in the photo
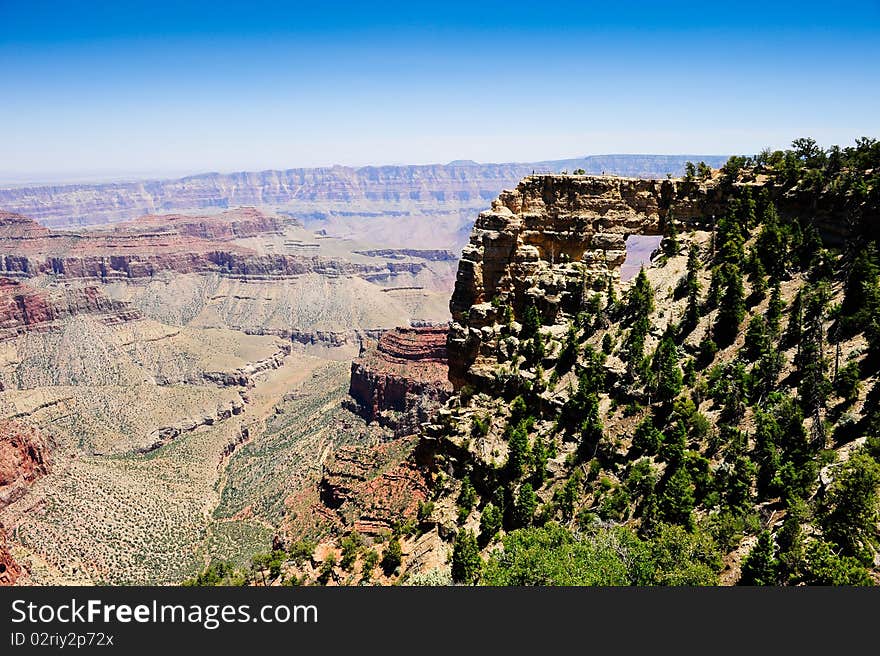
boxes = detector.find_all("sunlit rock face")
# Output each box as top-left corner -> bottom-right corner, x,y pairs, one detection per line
447,174 -> 725,388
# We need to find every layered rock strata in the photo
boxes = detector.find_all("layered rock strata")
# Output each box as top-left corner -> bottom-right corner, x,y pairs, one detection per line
446,174 -> 725,387
0,209 -> 424,281
0,278 -> 141,340
348,327 -> 452,423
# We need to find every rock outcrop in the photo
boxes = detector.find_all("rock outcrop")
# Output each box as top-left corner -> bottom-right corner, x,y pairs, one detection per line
446,174 -> 726,387
138,397 -> 247,454
0,420 -> 51,586
348,326 -> 453,423
0,421 -> 50,509
0,278 -> 141,340
202,342 -> 291,387
313,438 -> 430,537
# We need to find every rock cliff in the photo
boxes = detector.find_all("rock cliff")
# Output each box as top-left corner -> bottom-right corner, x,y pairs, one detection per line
447,174 -> 724,386
348,327 -> 452,423
0,420 -> 51,585
0,278 -> 141,340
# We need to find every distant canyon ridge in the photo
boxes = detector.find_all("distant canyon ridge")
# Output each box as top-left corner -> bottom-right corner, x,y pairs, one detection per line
0,155 -> 729,250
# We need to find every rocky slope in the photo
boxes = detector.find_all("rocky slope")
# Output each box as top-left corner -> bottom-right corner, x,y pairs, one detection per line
262,140 -> 880,587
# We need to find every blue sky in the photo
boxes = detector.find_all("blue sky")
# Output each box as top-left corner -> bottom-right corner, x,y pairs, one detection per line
1,1 -> 879,182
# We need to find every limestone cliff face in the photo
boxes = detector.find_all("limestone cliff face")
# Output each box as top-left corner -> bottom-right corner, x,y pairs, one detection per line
447,175 -> 723,387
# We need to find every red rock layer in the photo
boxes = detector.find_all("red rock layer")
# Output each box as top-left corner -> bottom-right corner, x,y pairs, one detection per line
0,209 -> 425,280
0,278 -> 140,341
348,327 -> 452,423
0,526 -> 20,586
0,420 -> 51,586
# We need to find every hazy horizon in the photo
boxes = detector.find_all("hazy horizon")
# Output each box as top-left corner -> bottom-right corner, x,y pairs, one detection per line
0,151 -> 736,187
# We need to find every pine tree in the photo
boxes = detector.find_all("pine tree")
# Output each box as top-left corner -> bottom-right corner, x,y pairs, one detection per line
767,280 -> 785,336
458,476 -> 477,514
697,161 -> 713,181
577,394 -> 604,461
748,258 -> 768,303
753,349 -> 784,399
625,315 -> 649,383
754,408 -> 783,499
660,420 -> 687,466
652,335 -> 683,403
739,531 -> 779,585
738,186 -> 757,231
716,204 -> 745,265
479,504 -> 503,544
744,315 -> 771,362
797,284 -> 831,446
784,288 -> 804,348
714,264 -> 745,345
660,465 -> 695,528
842,245 -> 880,332
521,302 -> 542,340
834,360 -> 861,407
633,416 -> 664,456
606,275 -> 617,310
682,245 -> 702,334
627,267 -> 655,320
381,537 -> 403,575
531,437 -> 549,487
820,452 -> 880,563
513,483 -> 538,528
506,423 -> 532,479
756,202 -> 788,280
557,324 -> 579,372
662,213 -> 680,256
451,530 -> 482,584
724,454 -> 756,513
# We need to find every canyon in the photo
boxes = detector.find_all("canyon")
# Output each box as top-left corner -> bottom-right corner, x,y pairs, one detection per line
0,154 -> 741,585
